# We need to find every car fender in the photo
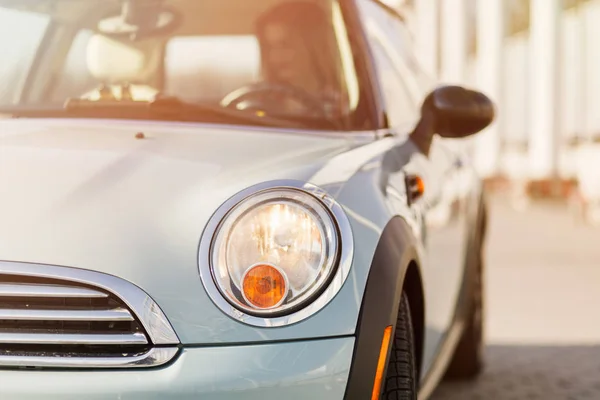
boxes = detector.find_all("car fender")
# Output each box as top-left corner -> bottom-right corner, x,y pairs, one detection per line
343,215 -> 423,400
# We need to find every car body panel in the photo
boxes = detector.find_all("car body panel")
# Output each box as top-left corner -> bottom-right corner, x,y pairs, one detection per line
375,134 -> 482,380
352,0 -> 481,378
417,141 -> 475,374
0,116 -> 481,377
0,118 -> 412,345
0,337 -> 354,400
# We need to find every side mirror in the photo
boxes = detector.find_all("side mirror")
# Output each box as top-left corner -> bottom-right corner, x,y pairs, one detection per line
409,85 -> 495,155
424,85 -> 495,138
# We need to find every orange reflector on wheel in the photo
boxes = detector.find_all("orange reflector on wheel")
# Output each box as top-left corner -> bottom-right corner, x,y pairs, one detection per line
242,264 -> 287,309
372,325 -> 393,400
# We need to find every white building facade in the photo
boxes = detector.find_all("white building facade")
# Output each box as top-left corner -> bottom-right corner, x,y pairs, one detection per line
399,0 -> 599,190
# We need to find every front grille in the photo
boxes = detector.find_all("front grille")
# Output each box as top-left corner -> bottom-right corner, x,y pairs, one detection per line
0,275 -> 149,358
0,264 -> 179,369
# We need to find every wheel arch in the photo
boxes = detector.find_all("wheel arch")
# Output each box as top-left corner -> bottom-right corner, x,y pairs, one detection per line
343,216 -> 424,400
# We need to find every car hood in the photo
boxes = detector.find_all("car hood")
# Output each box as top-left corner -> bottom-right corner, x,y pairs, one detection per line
0,118 -> 375,344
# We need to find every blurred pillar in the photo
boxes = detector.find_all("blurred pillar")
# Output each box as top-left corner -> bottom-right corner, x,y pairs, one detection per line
440,0 -> 468,83
528,0 -> 561,179
414,0 -> 440,78
575,1 -> 588,141
473,0 -> 504,178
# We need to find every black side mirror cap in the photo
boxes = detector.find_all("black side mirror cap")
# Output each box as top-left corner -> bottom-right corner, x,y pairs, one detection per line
409,85 -> 495,155
424,85 -> 495,139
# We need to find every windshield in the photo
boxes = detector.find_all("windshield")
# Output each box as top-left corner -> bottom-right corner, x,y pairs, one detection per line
0,0 -> 364,130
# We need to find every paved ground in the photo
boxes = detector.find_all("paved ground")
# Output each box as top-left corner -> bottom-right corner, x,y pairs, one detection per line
432,194 -> 600,400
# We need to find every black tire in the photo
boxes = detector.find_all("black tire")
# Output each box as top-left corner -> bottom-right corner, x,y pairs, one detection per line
382,292 -> 418,400
444,210 -> 486,380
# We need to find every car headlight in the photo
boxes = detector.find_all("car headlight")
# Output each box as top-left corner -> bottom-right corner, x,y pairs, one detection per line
200,181 -> 353,326
210,188 -> 340,316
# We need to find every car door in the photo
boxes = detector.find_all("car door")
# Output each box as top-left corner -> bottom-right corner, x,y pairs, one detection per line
355,0 -> 469,379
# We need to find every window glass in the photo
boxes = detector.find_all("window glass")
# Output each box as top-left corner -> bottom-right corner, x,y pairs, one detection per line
369,40 -> 416,128
0,8 -> 49,104
0,0 -> 367,130
164,35 -> 261,103
388,16 -> 436,98
355,0 -> 418,128
51,30 -> 159,102
52,30 -> 97,102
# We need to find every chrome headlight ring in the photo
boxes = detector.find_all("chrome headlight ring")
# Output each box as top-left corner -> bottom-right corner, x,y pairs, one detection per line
198,180 -> 354,328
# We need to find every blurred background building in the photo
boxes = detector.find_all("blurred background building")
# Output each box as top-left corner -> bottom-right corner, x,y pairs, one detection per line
385,0 -> 599,203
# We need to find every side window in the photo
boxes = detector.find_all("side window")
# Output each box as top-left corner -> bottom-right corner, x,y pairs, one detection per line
389,18 -> 436,99
0,8 -> 49,104
369,40 -> 416,128
355,0 -> 421,128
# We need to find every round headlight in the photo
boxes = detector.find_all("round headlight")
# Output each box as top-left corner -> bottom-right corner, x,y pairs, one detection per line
210,188 -> 339,316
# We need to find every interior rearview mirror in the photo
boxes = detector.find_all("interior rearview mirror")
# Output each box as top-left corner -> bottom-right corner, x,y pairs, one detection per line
424,85 -> 495,139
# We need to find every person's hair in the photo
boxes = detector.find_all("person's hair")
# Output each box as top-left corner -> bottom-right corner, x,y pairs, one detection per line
255,1 -> 340,92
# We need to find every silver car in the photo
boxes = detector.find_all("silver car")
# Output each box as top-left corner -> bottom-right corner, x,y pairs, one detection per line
0,0 -> 493,399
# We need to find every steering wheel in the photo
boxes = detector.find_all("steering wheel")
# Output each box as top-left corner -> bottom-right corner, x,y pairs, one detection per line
220,82 -> 328,117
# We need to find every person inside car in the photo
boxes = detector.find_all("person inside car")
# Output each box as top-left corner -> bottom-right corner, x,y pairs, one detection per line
232,1 -> 347,118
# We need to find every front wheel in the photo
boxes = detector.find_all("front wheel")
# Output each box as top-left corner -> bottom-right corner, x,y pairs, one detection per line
382,292 -> 418,399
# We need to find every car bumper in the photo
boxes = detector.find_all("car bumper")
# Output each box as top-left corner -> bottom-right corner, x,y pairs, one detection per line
0,337 -> 354,400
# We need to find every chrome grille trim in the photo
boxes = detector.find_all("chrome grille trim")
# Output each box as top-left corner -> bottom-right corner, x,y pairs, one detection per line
0,347 -> 179,369
0,283 -> 107,298
0,308 -> 134,321
0,332 -> 148,345
0,261 -> 180,369
0,261 -> 179,345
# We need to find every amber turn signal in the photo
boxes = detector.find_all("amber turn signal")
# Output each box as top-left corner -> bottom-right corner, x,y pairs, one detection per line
242,264 -> 288,309
371,325 -> 393,400
406,174 -> 425,205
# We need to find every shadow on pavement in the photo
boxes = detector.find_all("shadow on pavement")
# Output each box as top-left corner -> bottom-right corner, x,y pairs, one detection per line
432,345 -> 600,400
